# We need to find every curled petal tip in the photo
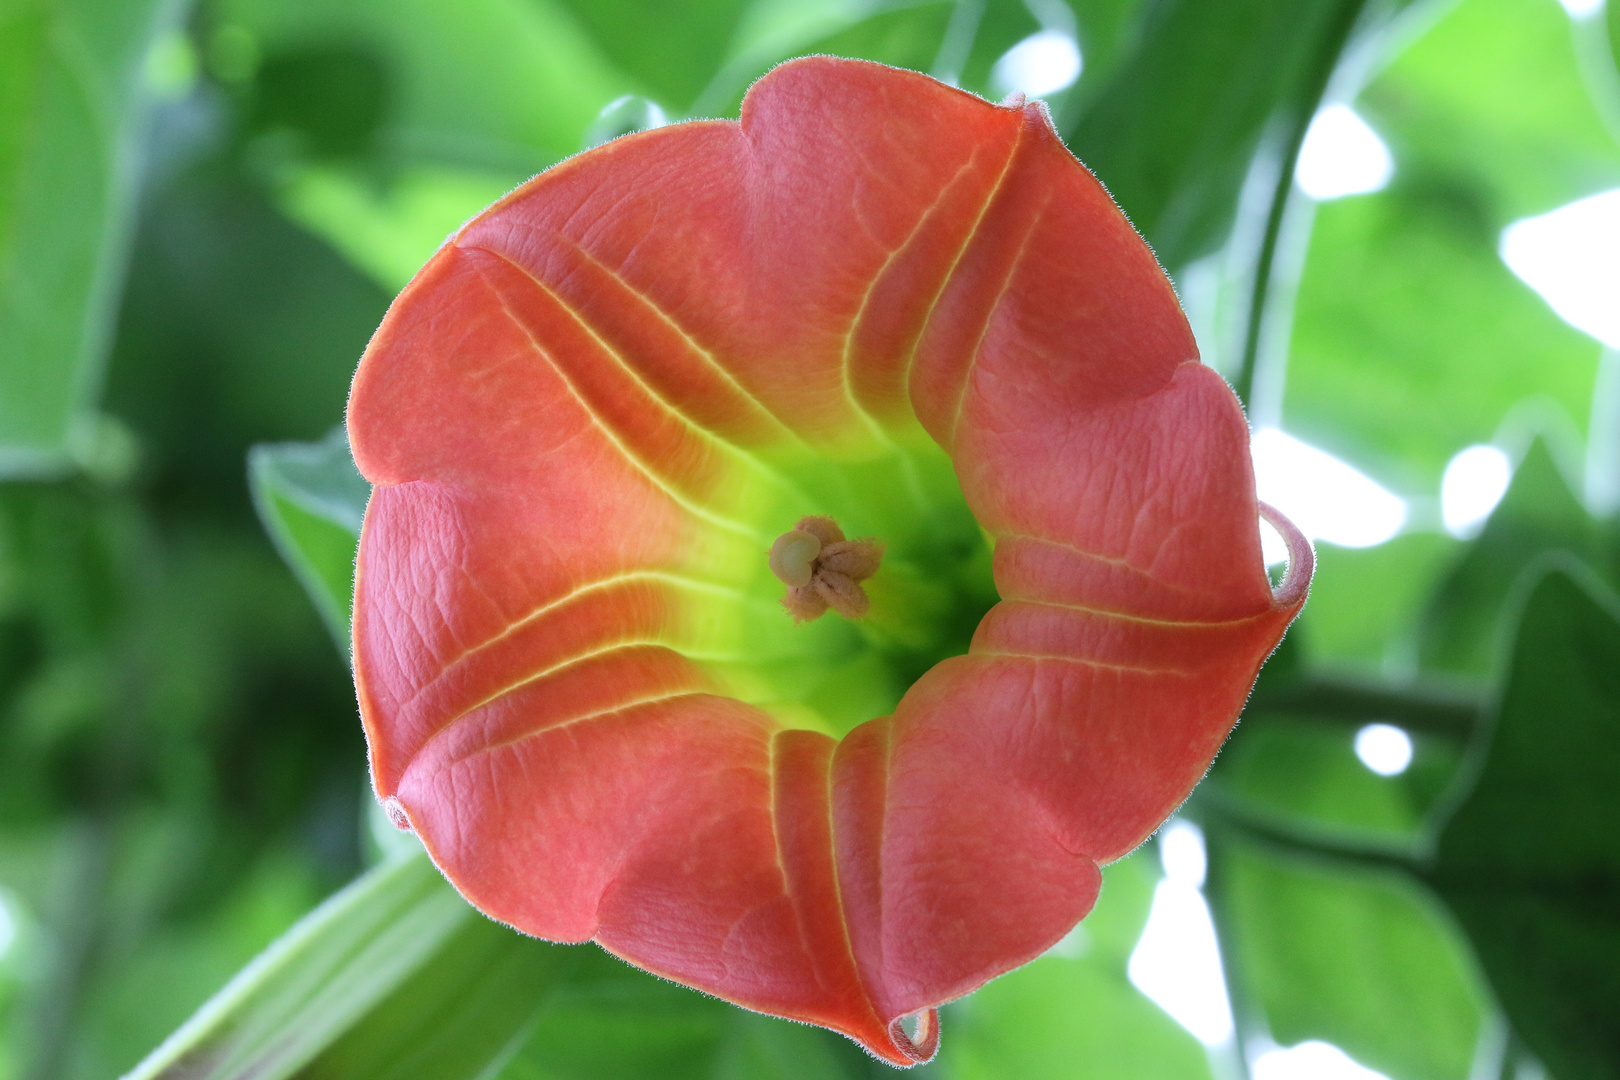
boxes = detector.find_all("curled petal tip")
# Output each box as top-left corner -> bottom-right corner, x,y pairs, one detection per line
885,1009 -> 940,1065
380,795 -> 413,832
1259,501 -> 1314,610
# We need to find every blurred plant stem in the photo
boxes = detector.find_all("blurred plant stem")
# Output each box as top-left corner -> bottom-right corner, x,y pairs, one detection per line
931,0 -> 986,85
25,819 -> 112,1080
1194,790 -> 1425,872
1570,8 -> 1620,146
1248,671 -> 1484,739
1200,822 -> 1261,1080
1587,348 -> 1620,515
1232,0 -> 1376,412
13,475 -> 159,1080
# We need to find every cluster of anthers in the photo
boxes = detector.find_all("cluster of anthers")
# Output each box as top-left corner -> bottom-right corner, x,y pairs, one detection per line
768,516 -> 885,623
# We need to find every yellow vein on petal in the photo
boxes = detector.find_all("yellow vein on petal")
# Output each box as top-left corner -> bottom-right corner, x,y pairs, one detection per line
973,649 -> 1194,678
821,736 -> 880,1026
430,569 -> 752,680
766,730 -> 786,900
996,596 -> 1275,630
557,235 -> 813,452
452,689 -> 708,763
945,199 -> 1047,449
760,730 -> 885,1029
837,152 -> 983,446
997,532 -> 1238,607
479,245 -> 810,507
904,122 -> 1026,433
478,272 -> 765,544
998,532 -> 1140,569
428,637 -> 757,756
874,716 -> 896,980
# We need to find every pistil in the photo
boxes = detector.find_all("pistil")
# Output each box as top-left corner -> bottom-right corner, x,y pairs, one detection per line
769,516 -> 884,622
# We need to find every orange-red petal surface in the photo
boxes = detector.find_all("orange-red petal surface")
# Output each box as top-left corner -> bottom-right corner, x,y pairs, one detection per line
348,57 -> 1308,1065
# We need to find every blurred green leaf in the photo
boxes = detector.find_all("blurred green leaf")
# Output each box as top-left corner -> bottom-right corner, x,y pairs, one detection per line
68,851 -> 325,1080
0,0 -> 184,475
1,470 -> 365,1077
1211,716 -> 1463,846
125,847 -> 888,1080
247,45 -> 389,160
943,851 -> 1214,1080
946,0 -> 1037,90
1294,533 -> 1461,670
1427,561 -> 1620,1080
123,850 -> 475,1080
1068,0 -> 1383,270
1246,666 -> 1482,742
1285,0 -> 1620,500
108,165 -> 390,495
248,429 -> 367,654
1284,195 -> 1603,501
259,0 -> 1166,296
1611,0 -> 1620,88
1057,0 -> 1148,110
689,0 -> 955,119
1370,0 -> 1620,224
1418,441 -> 1607,677
498,950 -> 887,1080
812,3 -> 956,79
682,0 -> 1148,130
1217,625 -> 1478,851
1214,836 -> 1489,1080
211,0 -> 633,172
951,0 -> 1146,123
295,899 -> 573,1080
274,165 -> 516,293
555,0 -> 751,114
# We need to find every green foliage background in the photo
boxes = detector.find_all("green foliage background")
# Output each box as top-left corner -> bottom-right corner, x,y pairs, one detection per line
1,0 -> 1617,1078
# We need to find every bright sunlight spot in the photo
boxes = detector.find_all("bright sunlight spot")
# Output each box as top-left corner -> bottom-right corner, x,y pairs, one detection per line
585,95 -> 669,149
1441,444 -> 1512,537
1160,819 -> 1208,886
991,31 -> 1083,99
1557,0 -> 1603,18
0,893 -> 16,962
1251,428 -> 1407,555
1257,515 -> 1290,567
1295,105 -> 1394,201
144,29 -> 199,102
1044,923 -> 1092,959
1253,1040 -> 1394,1080
1354,723 -> 1414,776
1128,821 -> 1234,1046
1501,189 -> 1620,349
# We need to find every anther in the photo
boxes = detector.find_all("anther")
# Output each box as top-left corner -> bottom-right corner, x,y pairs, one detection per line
769,516 -> 884,623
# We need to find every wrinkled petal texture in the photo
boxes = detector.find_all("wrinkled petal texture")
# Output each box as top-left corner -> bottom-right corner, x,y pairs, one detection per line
348,58 -> 1305,1065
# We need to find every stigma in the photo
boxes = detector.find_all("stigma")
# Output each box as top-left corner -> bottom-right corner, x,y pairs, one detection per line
768,516 -> 884,622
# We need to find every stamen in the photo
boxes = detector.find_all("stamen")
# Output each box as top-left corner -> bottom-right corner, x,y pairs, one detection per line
770,516 -> 884,623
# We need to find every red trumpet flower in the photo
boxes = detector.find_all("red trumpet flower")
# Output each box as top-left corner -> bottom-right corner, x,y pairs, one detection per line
347,56 -> 1309,1066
